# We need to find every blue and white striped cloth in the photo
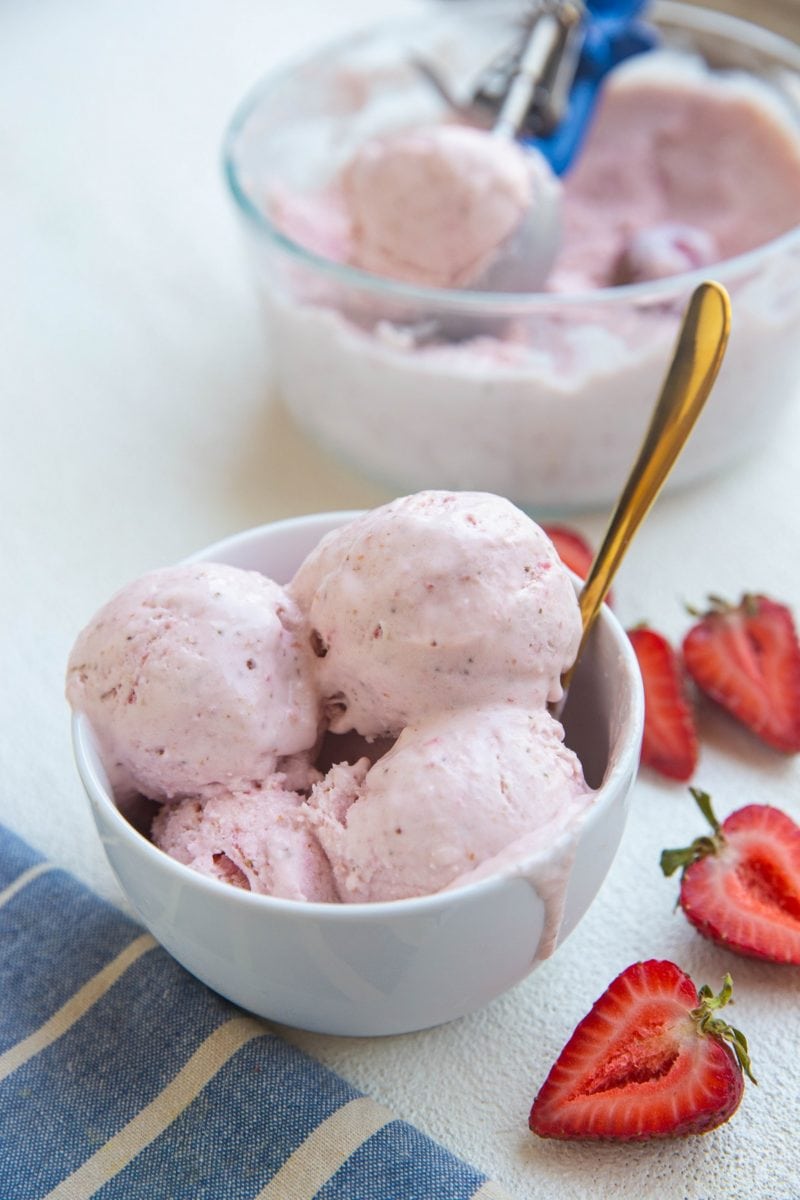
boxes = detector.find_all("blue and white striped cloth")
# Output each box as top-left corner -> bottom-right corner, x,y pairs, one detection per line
0,825 -> 512,1200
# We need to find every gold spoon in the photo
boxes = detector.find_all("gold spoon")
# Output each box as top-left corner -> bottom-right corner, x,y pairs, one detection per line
559,279 -> 732,697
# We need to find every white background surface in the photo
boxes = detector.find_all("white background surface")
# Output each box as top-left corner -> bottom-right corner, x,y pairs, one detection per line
2,1 -> 800,1197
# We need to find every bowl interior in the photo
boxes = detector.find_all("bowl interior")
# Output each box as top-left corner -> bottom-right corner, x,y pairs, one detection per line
223,0 -> 800,309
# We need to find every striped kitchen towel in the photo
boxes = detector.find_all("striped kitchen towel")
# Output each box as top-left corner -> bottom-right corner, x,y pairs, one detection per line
0,825 -> 512,1200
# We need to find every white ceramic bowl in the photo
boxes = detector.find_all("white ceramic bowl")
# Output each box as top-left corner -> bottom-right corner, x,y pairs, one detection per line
72,512 -> 644,1036
223,1 -> 800,512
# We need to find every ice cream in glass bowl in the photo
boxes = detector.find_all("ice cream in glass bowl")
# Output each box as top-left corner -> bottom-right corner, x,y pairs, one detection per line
69,495 -> 644,1037
222,0 -> 800,513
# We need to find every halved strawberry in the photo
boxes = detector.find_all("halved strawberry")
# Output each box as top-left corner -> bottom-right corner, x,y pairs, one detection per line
542,524 -> 613,606
682,594 -> 800,753
661,788 -> 800,964
542,524 -> 595,581
529,960 -> 753,1141
628,626 -> 698,781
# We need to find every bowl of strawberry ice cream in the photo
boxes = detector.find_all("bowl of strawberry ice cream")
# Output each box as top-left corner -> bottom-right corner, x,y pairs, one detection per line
223,1 -> 800,512
68,495 -> 644,1035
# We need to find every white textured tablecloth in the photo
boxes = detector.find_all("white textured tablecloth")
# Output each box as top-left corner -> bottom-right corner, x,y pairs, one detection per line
2,2 -> 799,1197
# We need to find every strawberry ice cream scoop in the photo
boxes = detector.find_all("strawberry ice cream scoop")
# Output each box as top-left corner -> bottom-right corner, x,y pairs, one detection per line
66,563 -> 321,801
612,223 -> 718,285
290,491 -> 582,739
151,781 -> 338,901
304,705 -> 593,903
342,124 -> 561,291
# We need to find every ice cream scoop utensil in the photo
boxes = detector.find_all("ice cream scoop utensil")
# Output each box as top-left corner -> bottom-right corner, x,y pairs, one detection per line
411,1 -> 582,139
417,0 -> 656,173
475,3 -> 584,291
469,5 -> 582,291
399,9 -> 578,297
405,1 -> 655,294
560,280 -> 731,695
492,1 -> 584,140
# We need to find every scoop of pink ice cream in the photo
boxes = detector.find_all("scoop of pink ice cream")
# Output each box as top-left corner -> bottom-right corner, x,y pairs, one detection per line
304,705 -> 593,903
342,124 -> 557,289
290,491 -> 581,739
66,563 -> 321,801
151,781 -> 337,901
291,489 -> 578,739
612,222 -> 718,284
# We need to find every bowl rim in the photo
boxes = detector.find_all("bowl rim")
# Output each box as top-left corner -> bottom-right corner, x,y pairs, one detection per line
73,510 -> 645,922
221,0 -> 800,312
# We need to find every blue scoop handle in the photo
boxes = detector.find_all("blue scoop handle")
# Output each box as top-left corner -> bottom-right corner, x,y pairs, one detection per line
526,0 -> 659,175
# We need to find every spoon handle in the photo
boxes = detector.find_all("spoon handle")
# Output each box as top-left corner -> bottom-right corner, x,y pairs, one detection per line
570,280 -> 732,675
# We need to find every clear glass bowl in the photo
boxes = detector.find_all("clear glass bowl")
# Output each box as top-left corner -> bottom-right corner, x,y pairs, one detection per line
223,1 -> 800,513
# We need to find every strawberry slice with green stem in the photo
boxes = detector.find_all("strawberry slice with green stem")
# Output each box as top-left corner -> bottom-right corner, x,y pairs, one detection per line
628,626 -> 698,781
661,787 -> 800,964
682,593 -> 800,753
529,960 -> 754,1141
